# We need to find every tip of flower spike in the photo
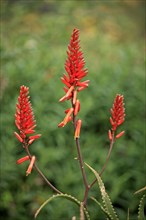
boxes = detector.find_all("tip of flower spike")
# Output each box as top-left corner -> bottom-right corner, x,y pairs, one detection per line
15,85 -> 37,136
63,28 -> 88,88
110,94 -> 125,131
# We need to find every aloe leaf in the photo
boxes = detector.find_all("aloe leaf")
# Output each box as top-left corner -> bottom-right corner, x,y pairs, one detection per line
85,163 -> 119,220
80,202 -> 85,220
91,196 -> 110,218
34,193 -> 90,220
138,194 -> 146,220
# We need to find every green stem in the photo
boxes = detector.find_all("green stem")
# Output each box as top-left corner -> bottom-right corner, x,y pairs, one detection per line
90,132 -> 115,188
72,100 -> 89,206
24,143 -> 62,194
82,132 -> 115,204
75,137 -> 89,189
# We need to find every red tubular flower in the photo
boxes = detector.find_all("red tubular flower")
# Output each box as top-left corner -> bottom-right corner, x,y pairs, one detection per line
108,94 -> 125,141
14,85 -> 41,144
116,131 -> 125,139
58,28 -> 89,127
74,119 -> 82,139
26,156 -> 36,176
108,130 -> 112,142
74,100 -> 80,116
17,155 -> 30,164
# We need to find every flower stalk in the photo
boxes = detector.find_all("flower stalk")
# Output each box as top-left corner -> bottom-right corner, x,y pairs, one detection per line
58,28 -> 90,205
90,94 -> 125,188
15,85 -> 62,194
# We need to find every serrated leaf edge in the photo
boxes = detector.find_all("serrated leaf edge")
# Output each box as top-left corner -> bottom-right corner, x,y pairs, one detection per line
91,196 -> 110,217
34,193 -> 90,220
138,194 -> 146,220
85,163 -> 119,220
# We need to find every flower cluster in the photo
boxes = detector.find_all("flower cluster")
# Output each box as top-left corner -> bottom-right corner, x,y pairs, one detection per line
58,28 -> 89,138
14,85 -> 41,175
108,94 -> 125,141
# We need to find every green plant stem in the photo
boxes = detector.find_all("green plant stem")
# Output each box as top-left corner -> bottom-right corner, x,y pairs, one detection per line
75,138 -> 89,189
72,96 -> 115,206
24,144 -> 62,194
82,133 -> 115,205
72,99 -> 89,206
90,132 -> 115,188
75,137 -> 90,206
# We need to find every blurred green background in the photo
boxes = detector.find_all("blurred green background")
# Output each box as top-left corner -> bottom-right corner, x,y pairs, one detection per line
0,0 -> 145,219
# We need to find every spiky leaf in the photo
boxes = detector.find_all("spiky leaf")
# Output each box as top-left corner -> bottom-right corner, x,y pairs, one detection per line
91,196 -> 110,218
138,194 -> 146,220
80,202 -> 85,220
85,163 -> 119,220
34,193 -> 90,220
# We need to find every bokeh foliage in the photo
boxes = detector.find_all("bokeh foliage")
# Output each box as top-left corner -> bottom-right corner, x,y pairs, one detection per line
0,0 -> 145,219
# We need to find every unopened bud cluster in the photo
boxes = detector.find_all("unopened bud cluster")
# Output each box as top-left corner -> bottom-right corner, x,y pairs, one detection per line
14,85 -> 41,175
108,94 -> 125,142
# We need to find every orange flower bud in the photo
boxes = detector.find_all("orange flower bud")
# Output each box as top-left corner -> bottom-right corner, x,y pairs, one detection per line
14,132 -> 23,143
58,121 -> 65,128
63,108 -> 74,126
60,77 -> 71,88
74,119 -> 82,139
28,139 -> 35,145
26,156 -> 36,176
65,86 -> 74,98
59,95 -> 66,102
73,90 -> 77,105
29,134 -> 41,140
17,155 -> 30,164
116,131 -> 125,139
108,130 -> 112,142
74,100 -> 80,116
77,86 -> 87,92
